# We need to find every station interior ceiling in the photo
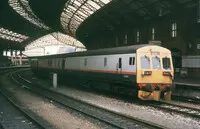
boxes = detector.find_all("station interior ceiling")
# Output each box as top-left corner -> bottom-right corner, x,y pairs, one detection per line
0,0 -> 199,53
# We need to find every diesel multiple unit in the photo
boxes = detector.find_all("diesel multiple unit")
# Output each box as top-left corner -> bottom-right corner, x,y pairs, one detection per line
30,44 -> 174,100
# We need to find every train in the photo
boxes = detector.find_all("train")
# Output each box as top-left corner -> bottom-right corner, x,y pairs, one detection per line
30,44 -> 174,101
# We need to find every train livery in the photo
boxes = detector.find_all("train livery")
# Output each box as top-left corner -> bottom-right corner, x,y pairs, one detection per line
30,44 -> 174,101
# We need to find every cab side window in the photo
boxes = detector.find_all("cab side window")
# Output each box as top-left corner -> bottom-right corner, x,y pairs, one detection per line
163,57 -> 171,70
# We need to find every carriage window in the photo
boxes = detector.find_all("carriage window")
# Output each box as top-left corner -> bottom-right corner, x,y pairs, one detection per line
152,57 -> 161,69
84,58 -> 87,66
119,58 -> 122,68
163,57 -> 171,70
104,57 -> 107,66
48,59 -> 52,66
62,59 -> 65,69
129,57 -> 135,65
58,60 -> 60,67
140,56 -> 150,69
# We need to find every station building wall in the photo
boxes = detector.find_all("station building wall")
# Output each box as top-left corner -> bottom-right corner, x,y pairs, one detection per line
87,8 -> 200,77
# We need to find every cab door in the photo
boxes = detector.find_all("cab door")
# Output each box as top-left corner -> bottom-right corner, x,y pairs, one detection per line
62,59 -> 65,70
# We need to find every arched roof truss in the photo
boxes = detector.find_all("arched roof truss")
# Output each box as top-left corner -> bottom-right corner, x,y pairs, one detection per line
60,0 -> 111,36
0,27 -> 28,43
25,32 -> 86,50
8,0 -> 50,30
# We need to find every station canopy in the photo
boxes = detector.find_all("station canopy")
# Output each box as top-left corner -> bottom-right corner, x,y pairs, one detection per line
1,0 -> 198,50
25,32 -> 86,51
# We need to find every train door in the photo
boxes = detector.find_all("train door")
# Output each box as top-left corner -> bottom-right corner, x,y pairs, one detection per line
117,57 -> 122,74
62,59 -> 65,69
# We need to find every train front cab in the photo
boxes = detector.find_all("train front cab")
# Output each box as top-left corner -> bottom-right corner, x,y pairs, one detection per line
136,46 -> 174,101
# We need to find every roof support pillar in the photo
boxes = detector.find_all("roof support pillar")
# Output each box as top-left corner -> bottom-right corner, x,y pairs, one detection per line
10,50 -> 14,64
19,50 -> 22,65
53,73 -> 57,88
15,50 -> 17,56
5,50 -> 8,56
0,49 -> 3,56
14,50 -> 17,65
198,0 -> 200,23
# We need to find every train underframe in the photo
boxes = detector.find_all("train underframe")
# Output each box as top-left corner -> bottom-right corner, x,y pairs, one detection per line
32,68 -> 174,101
138,83 -> 174,101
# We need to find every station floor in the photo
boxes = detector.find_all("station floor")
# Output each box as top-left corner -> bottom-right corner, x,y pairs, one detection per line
175,76 -> 200,87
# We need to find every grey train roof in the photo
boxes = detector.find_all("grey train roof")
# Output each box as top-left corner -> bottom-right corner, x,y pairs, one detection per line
31,44 -> 155,59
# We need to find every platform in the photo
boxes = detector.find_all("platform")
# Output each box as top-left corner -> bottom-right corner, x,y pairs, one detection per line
0,65 -> 30,70
175,77 -> 200,87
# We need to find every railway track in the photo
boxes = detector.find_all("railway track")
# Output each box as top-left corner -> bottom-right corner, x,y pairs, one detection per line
141,100 -> 200,119
18,70 -> 200,119
0,69 -> 46,129
0,123 -> 3,129
11,69 -> 165,129
0,90 -> 44,129
172,95 -> 200,104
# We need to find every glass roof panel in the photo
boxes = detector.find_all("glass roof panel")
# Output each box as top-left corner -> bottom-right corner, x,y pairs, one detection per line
74,14 -> 84,22
63,9 -> 74,17
87,1 -> 101,9
61,0 -> 112,36
60,18 -> 70,25
68,5 -> 77,13
0,27 -> 28,42
0,33 -> 23,42
81,5 -> 95,15
77,9 -> 90,18
101,0 -> 111,4
73,0 -> 82,6
8,0 -> 50,30
25,32 -> 86,52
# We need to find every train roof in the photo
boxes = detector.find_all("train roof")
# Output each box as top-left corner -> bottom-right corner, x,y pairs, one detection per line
30,44 -> 157,59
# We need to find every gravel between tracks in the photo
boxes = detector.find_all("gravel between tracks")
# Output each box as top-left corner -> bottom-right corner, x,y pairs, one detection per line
173,88 -> 200,100
28,74 -> 200,129
0,73 -> 105,129
0,92 -> 40,129
51,87 -> 200,129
